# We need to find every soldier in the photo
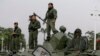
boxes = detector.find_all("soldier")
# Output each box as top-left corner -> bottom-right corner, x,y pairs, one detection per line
28,14 -> 41,49
11,22 -> 21,54
64,28 -> 88,56
59,26 -> 66,33
44,3 -> 58,41
55,26 -> 69,50
43,26 -> 71,56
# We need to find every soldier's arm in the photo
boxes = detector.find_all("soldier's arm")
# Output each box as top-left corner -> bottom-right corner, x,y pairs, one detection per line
53,9 -> 57,19
79,37 -> 87,52
44,11 -> 48,21
17,28 -> 21,35
34,21 -> 41,29
14,28 -> 21,36
28,23 -> 32,31
66,39 -> 74,50
28,24 -> 30,31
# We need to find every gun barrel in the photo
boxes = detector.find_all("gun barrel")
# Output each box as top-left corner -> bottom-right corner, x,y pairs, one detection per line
34,13 -> 47,23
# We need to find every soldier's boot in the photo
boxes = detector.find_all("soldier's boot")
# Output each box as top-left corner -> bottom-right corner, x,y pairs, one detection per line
35,40 -> 38,48
29,44 -> 34,50
53,29 -> 58,34
46,36 -> 50,41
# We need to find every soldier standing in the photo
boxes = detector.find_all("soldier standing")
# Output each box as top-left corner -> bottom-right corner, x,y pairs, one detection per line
44,3 -> 58,41
11,22 -> 21,54
28,14 -> 41,49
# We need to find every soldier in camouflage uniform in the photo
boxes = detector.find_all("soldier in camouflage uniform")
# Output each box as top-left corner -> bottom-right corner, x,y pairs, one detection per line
55,26 -> 70,50
11,22 -> 21,54
64,28 -> 88,56
28,14 -> 41,49
44,3 -> 58,41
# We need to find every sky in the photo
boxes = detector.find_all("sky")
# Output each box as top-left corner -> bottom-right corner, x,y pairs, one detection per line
0,0 -> 100,45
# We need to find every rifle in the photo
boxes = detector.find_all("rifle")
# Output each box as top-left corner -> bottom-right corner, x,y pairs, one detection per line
33,13 -> 47,24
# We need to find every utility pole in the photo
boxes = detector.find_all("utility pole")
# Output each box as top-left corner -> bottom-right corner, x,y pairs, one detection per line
1,37 -> 4,52
90,9 -> 100,50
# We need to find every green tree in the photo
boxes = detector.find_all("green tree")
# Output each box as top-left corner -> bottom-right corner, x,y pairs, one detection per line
85,31 -> 94,49
0,26 -> 26,51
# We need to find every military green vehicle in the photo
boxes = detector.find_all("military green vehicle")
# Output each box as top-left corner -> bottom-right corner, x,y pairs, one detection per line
42,36 -> 100,56
0,26 -> 100,56
42,27 -> 100,56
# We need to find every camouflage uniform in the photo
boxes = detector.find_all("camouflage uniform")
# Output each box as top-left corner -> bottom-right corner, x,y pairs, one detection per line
43,26 -> 70,56
44,8 -> 57,40
28,20 -> 41,49
11,27 -> 21,52
64,29 -> 88,56
56,26 -> 69,50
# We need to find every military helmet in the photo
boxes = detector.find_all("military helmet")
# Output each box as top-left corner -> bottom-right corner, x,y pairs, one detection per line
14,22 -> 18,25
74,28 -> 82,34
59,26 -> 66,33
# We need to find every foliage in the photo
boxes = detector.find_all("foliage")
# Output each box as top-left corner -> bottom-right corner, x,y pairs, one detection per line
0,26 -> 26,50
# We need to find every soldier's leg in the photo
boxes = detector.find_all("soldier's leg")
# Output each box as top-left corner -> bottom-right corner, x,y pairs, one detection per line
15,38 -> 17,51
17,37 -> 20,51
50,21 -> 58,34
46,23 -> 51,41
11,38 -> 14,51
33,31 -> 38,47
13,38 -> 16,51
12,38 -> 17,54
29,32 -> 34,49
15,38 -> 19,52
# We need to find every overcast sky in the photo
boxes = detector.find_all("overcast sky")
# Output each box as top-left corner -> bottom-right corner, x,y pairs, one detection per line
0,0 -> 100,44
